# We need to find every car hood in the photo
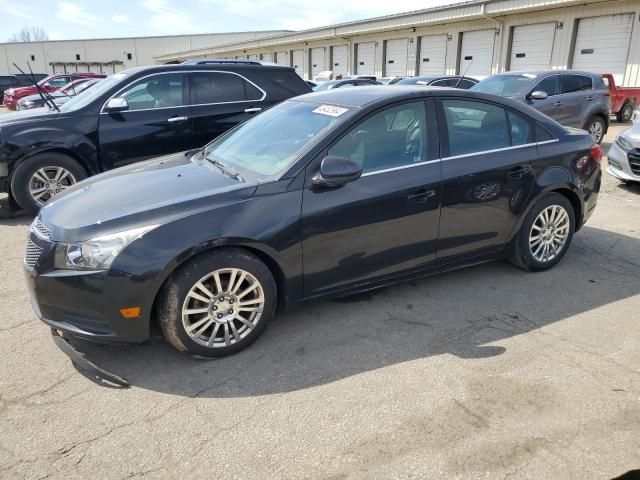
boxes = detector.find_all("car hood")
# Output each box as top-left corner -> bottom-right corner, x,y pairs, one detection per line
40,151 -> 259,242
0,107 -> 59,124
7,86 -> 36,96
620,123 -> 640,144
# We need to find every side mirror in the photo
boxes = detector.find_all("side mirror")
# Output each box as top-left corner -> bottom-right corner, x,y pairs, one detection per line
105,97 -> 129,112
528,91 -> 548,101
313,156 -> 362,187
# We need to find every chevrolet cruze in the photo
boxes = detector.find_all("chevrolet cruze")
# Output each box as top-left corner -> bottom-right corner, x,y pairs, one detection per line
25,87 -> 602,357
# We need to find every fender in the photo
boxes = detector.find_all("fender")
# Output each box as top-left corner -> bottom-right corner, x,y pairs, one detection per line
506,166 -> 584,243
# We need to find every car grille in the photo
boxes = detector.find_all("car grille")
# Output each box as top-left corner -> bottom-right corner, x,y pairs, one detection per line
32,217 -> 51,239
629,150 -> 640,176
25,238 -> 43,269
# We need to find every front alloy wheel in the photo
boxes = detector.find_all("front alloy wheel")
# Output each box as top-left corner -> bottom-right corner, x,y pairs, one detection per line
29,167 -> 77,207
159,248 -> 276,357
587,118 -> 604,144
182,268 -> 265,348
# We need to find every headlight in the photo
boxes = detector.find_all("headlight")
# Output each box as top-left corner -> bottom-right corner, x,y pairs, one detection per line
615,135 -> 635,152
54,225 -> 157,270
5,89 -> 14,96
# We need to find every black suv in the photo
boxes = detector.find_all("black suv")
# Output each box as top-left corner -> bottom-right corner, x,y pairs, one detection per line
0,60 -> 311,212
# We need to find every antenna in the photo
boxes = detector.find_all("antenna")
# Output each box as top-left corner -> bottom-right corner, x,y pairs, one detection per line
454,59 -> 473,89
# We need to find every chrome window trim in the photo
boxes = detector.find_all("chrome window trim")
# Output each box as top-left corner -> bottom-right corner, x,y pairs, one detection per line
356,140 -> 559,177
361,159 -> 440,177
99,70 -> 267,114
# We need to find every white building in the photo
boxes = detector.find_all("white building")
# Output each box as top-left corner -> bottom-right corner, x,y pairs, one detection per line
155,0 -> 640,86
0,31 -> 289,76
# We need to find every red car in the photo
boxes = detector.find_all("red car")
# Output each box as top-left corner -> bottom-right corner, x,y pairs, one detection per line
602,73 -> 640,123
2,73 -> 105,110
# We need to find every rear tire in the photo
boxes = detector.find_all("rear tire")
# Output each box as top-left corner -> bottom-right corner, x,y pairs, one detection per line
584,116 -> 605,144
616,102 -> 634,123
11,153 -> 87,213
509,193 -> 575,272
158,248 -> 277,357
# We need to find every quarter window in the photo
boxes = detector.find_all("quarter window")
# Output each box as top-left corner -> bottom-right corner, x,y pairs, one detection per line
190,72 -> 262,104
532,75 -> 560,97
328,101 -> 427,174
508,111 -> 533,146
118,74 -> 185,111
442,100 -> 510,156
561,74 -> 592,93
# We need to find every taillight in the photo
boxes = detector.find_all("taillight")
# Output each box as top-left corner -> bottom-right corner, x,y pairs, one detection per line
590,144 -> 603,163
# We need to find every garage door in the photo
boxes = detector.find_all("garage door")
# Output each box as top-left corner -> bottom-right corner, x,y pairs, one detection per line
510,23 -> 556,70
385,38 -> 409,77
332,45 -> 348,77
356,42 -> 375,75
311,48 -> 325,78
572,13 -> 634,84
275,51 -> 288,67
460,29 -> 496,79
292,49 -> 304,77
419,34 -> 447,75
247,54 -> 259,60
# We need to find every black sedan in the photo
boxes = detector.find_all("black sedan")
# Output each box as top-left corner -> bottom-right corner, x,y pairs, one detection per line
313,78 -> 381,91
395,75 -> 478,89
25,87 -> 601,359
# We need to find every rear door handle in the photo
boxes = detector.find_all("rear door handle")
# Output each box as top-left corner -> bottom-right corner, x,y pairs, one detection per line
586,96 -> 593,101
408,189 -> 436,203
244,107 -> 262,113
167,116 -> 188,123
554,101 -> 562,106
507,167 -> 530,179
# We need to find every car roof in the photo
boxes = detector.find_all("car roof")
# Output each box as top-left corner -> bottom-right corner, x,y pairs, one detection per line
118,63 -> 297,76
493,70 -> 598,78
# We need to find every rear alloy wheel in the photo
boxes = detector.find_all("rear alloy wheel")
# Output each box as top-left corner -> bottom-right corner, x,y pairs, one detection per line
509,193 -> 575,271
617,102 -> 634,123
158,248 -> 276,357
586,116 -> 605,144
11,152 -> 87,213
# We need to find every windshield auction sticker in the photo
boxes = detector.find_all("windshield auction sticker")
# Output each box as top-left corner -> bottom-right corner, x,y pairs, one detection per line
313,105 -> 349,117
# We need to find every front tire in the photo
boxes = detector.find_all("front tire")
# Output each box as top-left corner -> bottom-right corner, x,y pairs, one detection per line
509,193 -> 575,272
585,116 -> 605,144
11,153 -> 87,213
158,248 -> 277,357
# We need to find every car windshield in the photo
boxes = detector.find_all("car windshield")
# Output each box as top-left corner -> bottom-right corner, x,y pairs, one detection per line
202,100 -> 352,179
313,81 -> 338,91
59,73 -> 128,112
472,74 -> 536,96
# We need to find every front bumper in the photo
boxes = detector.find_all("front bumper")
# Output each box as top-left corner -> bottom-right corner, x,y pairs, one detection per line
607,142 -> 640,182
3,94 -> 17,110
24,232 -> 155,344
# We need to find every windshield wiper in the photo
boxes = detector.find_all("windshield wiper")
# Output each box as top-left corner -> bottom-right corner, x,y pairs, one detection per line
206,156 -> 244,182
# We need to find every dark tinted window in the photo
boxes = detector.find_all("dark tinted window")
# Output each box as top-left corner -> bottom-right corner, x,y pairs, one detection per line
533,75 -> 560,96
120,73 -> 185,110
535,124 -> 554,142
430,78 -> 457,87
561,74 -> 592,93
442,100 -> 509,156
241,70 -> 309,101
508,111 -> 533,145
0,76 -> 15,87
329,101 -> 427,174
459,79 -> 477,89
190,72 -> 262,105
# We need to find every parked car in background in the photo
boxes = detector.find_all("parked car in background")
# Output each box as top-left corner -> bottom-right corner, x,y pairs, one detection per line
1,74 -> 48,103
601,73 -> 640,123
473,71 -> 611,144
306,80 -> 317,89
2,73 -> 106,110
395,75 -> 478,89
607,121 -> 640,184
0,60 -> 311,212
24,86 -> 602,358
379,76 -> 406,85
312,78 -> 381,91
16,78 -> 101,110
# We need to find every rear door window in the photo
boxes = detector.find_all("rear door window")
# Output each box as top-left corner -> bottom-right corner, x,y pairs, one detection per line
561,75 -> 592,93
508,111 -> 533,146
442,99 -> 510,156
532,75 -> 560,96
190,72 -> 263,105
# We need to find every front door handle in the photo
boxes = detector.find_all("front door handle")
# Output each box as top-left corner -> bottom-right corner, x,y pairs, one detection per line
167,116 -> 188,123
244,107 -> 262,113
507,166 -> 530,179
586,96 -> 593,101
407,189 -> 436,203
554,101 -> 562,106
